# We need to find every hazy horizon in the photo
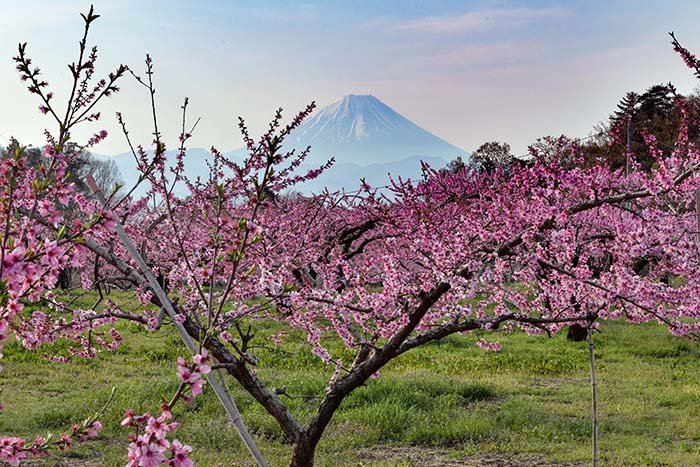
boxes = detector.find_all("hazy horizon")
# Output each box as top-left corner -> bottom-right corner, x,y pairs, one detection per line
2,0 -> 700,158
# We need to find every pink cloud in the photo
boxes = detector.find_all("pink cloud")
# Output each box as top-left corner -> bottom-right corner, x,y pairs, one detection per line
385,7 -> 571,34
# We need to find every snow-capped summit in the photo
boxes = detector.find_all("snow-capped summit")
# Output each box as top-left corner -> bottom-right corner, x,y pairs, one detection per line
290,94 -> 466,165
295,94 -> 406,142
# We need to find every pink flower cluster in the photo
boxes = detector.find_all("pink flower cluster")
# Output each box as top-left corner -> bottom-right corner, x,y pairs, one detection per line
119,352 -> 209,466
122,408 -> 193,467
0,437 -> 30,467
0,421 -> 101,466
476,338 -> 502,352
176,349 -> 212,401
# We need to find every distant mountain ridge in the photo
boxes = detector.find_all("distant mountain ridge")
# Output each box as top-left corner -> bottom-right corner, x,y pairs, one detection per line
95,94 -> 468,194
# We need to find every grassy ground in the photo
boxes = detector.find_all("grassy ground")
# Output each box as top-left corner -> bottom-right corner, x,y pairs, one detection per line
1,293 -> 699,466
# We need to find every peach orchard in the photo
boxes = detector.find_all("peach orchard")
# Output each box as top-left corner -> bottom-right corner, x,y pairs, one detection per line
1,7 -> 700,467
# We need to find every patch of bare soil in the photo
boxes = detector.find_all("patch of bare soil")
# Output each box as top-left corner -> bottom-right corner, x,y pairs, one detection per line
23,460 -> 104,467
356,445 -> 579,466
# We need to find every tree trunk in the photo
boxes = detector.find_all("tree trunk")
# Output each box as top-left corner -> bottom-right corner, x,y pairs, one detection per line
290,436 -> 316,467
57,267 -> 73,289
566,323 -> 587,341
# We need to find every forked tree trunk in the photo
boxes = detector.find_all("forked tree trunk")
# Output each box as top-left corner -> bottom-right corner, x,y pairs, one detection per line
290,436 -> 316,467
76,185 -> 454,466
288,394 -> 346,466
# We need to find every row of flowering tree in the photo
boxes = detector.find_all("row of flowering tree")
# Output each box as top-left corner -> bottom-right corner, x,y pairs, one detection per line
2,7 -> 700,466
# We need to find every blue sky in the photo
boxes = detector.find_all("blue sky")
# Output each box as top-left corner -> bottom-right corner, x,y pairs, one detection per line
2,0 -> 700,156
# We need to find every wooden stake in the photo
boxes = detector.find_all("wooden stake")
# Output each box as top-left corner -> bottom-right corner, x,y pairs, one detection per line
587,324 -> 599,467
86,175 -> 269,467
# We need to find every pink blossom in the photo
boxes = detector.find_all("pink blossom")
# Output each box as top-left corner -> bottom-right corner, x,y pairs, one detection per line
170,440 -> 194,467
476,338 -> 502,352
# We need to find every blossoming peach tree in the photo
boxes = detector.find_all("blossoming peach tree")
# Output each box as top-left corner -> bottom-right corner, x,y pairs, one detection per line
2,7 -> 700,467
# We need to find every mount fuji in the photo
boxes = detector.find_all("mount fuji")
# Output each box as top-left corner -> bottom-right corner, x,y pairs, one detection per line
96,94 -> 468,194
289,94 -> 466,166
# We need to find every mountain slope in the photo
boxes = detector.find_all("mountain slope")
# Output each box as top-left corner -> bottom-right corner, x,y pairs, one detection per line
289,94 -> 466,165
96,149 -> 445,196
96,94 -> 467,195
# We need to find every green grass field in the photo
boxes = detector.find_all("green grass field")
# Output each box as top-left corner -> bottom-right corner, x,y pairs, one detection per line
1,293 -> 699,466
